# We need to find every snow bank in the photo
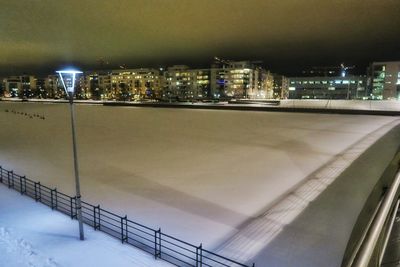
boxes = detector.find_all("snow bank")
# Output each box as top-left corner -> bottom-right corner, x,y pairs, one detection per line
279,99 -> 400,111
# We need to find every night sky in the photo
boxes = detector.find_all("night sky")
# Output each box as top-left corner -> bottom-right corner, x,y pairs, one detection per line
1,0 -> 400,76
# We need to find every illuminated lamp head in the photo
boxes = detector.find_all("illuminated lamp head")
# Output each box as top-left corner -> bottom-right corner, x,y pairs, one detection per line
56,69 -> 83,94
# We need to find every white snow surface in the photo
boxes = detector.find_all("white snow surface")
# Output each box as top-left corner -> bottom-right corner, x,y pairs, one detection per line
0,185 -> 172,267
1,102 -> 399,258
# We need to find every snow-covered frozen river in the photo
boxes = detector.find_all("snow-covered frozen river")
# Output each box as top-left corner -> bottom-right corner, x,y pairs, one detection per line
1,102 -> 399,255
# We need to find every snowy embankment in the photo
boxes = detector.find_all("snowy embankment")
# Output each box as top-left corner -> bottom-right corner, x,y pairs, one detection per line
279,99 -> 400,111
1,102 -> 399,266
0,186 -> 172,267
3,98 -> 400,112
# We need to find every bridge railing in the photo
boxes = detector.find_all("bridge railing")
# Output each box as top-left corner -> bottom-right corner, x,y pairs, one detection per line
0,166 -> 254,267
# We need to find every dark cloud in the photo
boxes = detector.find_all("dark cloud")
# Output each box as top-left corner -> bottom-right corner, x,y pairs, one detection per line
1,0 -> 400,75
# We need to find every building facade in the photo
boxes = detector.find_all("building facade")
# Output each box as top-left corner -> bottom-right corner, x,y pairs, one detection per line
210,60 -> 272,99
272,74 -> 289,99
3,75 -> 36,98
367,61 -> 400,99
288,76 -> 366,99
164,65 -> 211,100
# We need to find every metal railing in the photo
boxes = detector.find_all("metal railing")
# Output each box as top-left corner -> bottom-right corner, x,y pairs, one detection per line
348,168 -> 400,267
0,166 -> 254,267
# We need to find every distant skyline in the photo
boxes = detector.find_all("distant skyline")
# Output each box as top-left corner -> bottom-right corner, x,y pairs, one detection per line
1,0 -> 400,76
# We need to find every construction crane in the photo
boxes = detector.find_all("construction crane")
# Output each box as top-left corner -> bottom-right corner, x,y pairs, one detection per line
309,63 -> 355,77
214,56 -> 263,67
97,57 -> 110,69
214,56 -> 231,68
340,63 -> 355,77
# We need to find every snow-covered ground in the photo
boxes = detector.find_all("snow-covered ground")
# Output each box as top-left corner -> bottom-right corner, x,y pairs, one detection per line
1,102 -> 399,265
0,185 -> 172,267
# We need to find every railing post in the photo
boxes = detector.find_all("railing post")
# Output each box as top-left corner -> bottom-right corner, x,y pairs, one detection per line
154,228 -> 162,259
196,243 -> 203,267
93,205 -> 100,230
154,229 -> 157,258
23,176 -> 27,195
0,166 -> 3,183
70,196 -> 77,219
121,215 -> 128,243
19,176 -> 26,195
20,175 -> 23,194
158,228 -> 162,258
51,188 -> 58,210
8,170 -> 14,188
34,182 -> 41,202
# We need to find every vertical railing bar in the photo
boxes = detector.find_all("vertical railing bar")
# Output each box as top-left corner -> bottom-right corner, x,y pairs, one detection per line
23,176 -> 27,194
70,196 -> 74,219
74,196 -> 78,219
154,228 -> 161,259
158,228 -> 162,258
93,205 -> 101,230
55,188 -> 58,210
121,215 -> 128,243
20,175 -> 23,194
7,170 -> 11,188
93,205 -> 96,229
121,216 -> 124,243
50,188 -> 54,209
125,215 -> 128,242
34,182 -> 41,202
154,229 -> 158,259
97,205 -> 101,230
199,243 -> 203,267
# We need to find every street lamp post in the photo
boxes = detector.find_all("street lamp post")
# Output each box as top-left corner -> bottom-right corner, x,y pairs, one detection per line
56,69 -> 84,240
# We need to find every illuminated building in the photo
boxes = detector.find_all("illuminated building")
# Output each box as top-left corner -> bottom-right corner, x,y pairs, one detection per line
109,69 -> 162,101
3,75 -> 36,98
210,60 -> 270,99
45,74 -> 64,98
367,61 -> 400,100
20,75 -> 36,98
272,74 -> 289,99
165,65 -> 211,99
4,76 -> 21,97
287,76 -> 366,99
35,78 -> 47,98
164,61 -> 272,100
